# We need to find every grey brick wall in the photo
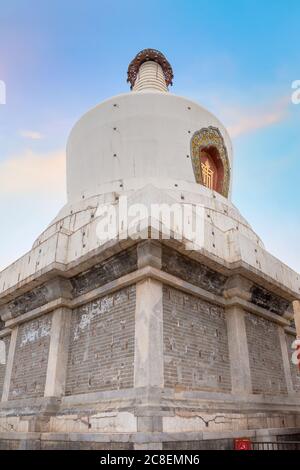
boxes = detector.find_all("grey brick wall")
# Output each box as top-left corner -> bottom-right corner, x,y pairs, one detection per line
163,286 -> 231,392
9,314 -> 52,400
0,335 -> 10,397
245,313 -> 287,395
65,286 -> 136,395
285,333 -> 300,393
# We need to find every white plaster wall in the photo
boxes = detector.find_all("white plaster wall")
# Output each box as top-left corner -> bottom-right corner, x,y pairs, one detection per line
66,91 -> 233,203
34,182 -> 261,247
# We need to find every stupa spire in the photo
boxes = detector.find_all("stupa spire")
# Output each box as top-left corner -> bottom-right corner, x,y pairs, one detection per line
127,48 -> 174,92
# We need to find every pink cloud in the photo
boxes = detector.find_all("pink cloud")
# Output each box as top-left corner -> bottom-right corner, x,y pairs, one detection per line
0,149 -> 66,195
220,97 -> 290,138
20,130 -> 44,140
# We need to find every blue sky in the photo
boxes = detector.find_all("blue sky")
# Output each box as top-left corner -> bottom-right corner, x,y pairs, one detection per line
0,0 -> 299,271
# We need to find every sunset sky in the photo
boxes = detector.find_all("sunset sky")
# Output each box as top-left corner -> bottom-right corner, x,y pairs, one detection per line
0,0 -> 299,271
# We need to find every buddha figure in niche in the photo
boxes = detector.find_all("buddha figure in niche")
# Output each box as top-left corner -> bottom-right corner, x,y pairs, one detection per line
200,146 -> 225,194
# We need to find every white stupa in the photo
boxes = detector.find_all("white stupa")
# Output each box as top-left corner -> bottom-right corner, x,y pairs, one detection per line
0,49 -> 299,450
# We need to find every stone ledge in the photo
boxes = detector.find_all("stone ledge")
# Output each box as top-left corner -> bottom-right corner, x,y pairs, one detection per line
3,266 -> 294,330
0,427 -> 299,444
285,326 -> 297,335
0,396 -> 61,412
1,387 -> 300,416
0,328 -> 11,338
1,234 -> 299,307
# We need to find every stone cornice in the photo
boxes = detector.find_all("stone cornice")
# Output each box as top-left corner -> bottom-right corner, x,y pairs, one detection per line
2,265 -> 292,329
1,238 -> 299,308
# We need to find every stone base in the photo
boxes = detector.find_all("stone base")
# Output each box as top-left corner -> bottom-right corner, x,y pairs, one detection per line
1,428 -> 300,450
1,388 -> 300,450
1,241 -> 300,452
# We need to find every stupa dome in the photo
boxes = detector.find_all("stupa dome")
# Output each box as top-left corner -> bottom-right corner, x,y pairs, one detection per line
34,49 -> 262,250
66,49 -> 233,204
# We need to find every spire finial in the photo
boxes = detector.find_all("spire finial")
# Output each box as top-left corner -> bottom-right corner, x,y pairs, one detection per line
127,49 -> 174,91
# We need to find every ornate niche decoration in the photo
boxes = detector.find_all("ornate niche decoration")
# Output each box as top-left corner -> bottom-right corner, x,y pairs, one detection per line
190,127 -> 230,198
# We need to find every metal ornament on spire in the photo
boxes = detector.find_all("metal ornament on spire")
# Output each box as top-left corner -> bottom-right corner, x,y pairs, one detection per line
127,49 -> 174,90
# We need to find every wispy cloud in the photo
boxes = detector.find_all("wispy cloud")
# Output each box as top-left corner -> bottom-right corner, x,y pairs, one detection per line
223,97 -> 290,138
0,149 -> 66,195
20,130 -> 44,140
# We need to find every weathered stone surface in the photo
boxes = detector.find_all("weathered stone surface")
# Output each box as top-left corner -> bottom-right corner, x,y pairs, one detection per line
245,313 -> 287,395
226,306 -> 252,394
44,308 -> 72,398
1,248 -> 137,322
9,314 -> 52,400
250,285 -> 290,316
70,247 -> 137,297
134,279 -> 164,388
65,286 -> 136,395
137,241 -> 162,269
223,274 -> 252,301
41,441 -> 134,450
0,439 -> 133,450
3,278 -> 73,321
7,285 -> 49,319
162,247 -> 227,295
163,286 -> 231,392
0,439 -> 41,450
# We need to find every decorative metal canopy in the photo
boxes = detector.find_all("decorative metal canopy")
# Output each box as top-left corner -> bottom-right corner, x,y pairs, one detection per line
127,49 -> 174,89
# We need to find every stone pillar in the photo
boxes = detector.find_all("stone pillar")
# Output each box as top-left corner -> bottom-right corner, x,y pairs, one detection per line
134,278 -> 164,389
226,305 -> 252,394
134,241 -> 164,449
1,326 -> 18,402
278,326 -> 294,394
224,276 -> 252,395
137,240 -> 162,270
44,307 -> 72,397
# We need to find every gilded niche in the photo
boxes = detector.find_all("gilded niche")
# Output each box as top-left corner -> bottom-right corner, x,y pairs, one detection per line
191,127 -> 230,198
